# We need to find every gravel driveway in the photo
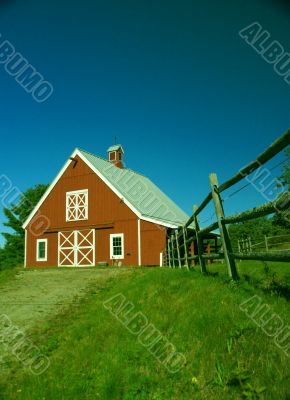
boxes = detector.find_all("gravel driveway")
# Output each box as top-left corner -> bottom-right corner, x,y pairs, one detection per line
0,268 -> 124,332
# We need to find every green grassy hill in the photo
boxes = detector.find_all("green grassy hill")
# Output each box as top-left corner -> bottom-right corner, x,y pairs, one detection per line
0,263 -> 289,399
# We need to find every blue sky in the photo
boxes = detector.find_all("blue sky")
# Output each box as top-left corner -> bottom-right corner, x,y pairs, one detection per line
0,0 -> 289,244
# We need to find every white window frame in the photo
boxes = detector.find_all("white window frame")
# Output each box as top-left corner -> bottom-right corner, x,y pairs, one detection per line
110,233 -> 124,260
66,189 -> 88,222
36,239 -> 48,262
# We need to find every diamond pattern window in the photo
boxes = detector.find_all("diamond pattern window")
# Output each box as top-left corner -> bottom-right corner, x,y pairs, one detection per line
66,189 -> 88,221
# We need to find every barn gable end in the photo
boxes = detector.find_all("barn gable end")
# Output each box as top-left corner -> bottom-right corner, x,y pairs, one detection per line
25,155 -> 142,267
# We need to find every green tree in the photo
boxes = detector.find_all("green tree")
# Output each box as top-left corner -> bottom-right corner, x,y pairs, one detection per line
1,184 -> 48,270
229,217 -> 275,249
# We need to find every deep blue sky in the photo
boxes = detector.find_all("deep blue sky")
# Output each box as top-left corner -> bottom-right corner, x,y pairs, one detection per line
0,0 -> 289,243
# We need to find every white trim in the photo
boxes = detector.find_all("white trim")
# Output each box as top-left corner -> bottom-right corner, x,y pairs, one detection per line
160,252 -> 163,267
139,215 -> 179,229
110,233 -> 124,260
66,189 -> 88,222
137,219 -> 141,266
24,230 -> 27,268
36,239 -> 48,262
75,150 -> 144,220
107,145 -> 124,154
22,155 -> 74,229
22,148 -> 182,230
57,232 -> 60,267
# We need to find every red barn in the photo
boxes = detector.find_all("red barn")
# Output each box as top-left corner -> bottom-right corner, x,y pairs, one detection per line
23,145 -> 189,267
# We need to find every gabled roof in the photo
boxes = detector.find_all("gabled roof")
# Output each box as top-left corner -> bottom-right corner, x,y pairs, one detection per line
107,144 -> 124,153
22,148 -> 189,229
79,149 -> 189,226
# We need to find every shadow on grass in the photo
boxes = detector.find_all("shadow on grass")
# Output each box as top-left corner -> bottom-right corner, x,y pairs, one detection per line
201,261 -> 290,301
241,271 -> 290,301
260,279 -> 290,300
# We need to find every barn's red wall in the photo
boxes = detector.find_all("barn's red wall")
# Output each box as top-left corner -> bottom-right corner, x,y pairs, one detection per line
140,220 -> 166,266
25,156 -> 166,267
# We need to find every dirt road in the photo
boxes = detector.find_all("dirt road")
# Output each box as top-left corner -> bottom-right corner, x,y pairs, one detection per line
0,268 -> 123,332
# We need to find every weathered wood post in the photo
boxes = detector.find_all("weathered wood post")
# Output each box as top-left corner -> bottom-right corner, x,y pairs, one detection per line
246,238 -> 249,253
265,235 -> 269,252
193,205 -> 207,274
206,241 -> 211,265
209,173 -> 239,280
167,236 -> 172,267
175,230 -> 182,268
182,225 -> 189,270
171,234 -> 175,268
190,240 -> 196,266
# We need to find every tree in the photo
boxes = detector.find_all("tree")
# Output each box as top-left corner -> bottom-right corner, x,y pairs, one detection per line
0,247 -> 4,267
0,184 -> 48,270
229,217 -> 273,247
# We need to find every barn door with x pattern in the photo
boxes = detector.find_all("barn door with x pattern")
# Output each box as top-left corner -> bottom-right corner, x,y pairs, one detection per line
76,230 -> 95,266
58,229 -> 95,266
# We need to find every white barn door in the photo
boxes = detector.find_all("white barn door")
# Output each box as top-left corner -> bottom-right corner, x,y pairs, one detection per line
58,229 -> 95,267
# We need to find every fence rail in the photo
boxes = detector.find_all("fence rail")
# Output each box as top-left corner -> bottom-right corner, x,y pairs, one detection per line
237,233 -> 290,254
164,129 -> 290,279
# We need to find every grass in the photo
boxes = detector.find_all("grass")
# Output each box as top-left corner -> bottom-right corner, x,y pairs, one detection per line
0,263 -> 289,399
206,260 -> 290,299
0,266 -> 20,286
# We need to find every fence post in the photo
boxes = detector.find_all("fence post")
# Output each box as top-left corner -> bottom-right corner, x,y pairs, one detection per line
193,205 -> 207,274
265,235 -> 269,252
209,173 -> 239,280
182,225 -> 189,270
249,237 -> 252,252
167,237 -> 172,267
175,230 -> 182,268
171,234 -> 175,268
191,241 -> 196,266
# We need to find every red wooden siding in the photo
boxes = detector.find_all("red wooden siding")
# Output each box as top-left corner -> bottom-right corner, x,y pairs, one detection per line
140,220 -> 166,266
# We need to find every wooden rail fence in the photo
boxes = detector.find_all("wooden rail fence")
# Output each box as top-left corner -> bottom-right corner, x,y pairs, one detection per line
164,129 -> 290,280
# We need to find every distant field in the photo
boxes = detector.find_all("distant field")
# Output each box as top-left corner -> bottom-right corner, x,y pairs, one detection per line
0,263 -> 289,399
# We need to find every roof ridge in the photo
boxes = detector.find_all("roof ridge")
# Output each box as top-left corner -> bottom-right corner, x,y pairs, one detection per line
77,148 -> 148,178
76,148 -> 111,164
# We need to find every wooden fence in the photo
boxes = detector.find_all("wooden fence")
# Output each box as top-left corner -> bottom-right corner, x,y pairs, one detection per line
238,234 -> 290,253
164,129 -> 290,280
